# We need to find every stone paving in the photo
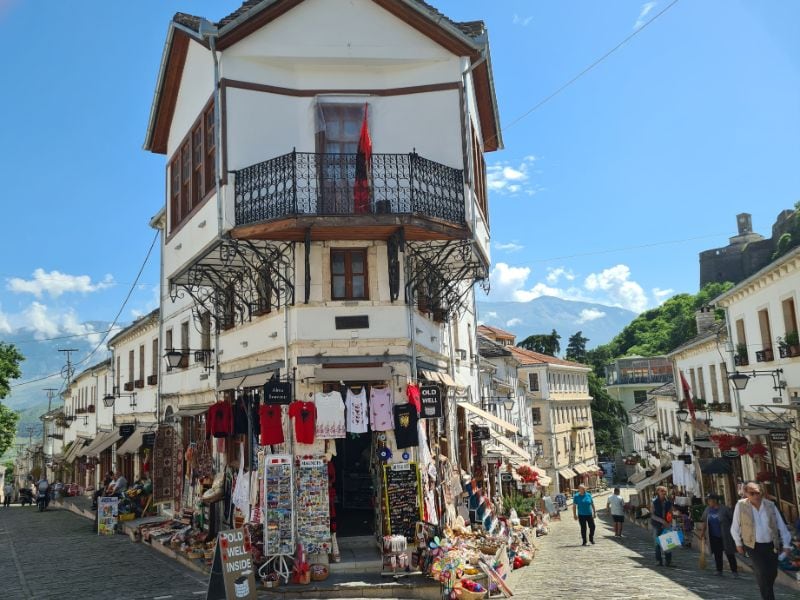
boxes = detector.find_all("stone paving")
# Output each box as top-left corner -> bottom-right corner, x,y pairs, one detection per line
0,503 -> 207,600
507,508 -> 797,600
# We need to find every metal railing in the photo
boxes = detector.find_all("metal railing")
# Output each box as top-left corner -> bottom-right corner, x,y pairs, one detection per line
234,151 -> 466,226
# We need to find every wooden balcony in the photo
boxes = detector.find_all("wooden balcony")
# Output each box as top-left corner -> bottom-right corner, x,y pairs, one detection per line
232,151 -> 468,242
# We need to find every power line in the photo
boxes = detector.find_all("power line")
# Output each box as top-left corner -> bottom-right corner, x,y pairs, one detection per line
7,328 -> 120,345
10,231 -> 159,390
487,0 -> 681,145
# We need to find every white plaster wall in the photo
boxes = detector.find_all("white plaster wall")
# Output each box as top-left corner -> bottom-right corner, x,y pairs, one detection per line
163,202 -> 220,280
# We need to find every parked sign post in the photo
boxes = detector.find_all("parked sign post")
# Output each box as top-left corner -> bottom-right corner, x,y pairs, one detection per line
206,528 -> 257,600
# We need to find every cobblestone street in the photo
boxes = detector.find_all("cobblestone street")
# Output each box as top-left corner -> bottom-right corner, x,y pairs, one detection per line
508,509 -> 797,600
0,504 -> 206,600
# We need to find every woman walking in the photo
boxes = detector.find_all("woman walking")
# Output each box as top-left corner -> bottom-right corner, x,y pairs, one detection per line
651,485 -> 674,567
698,494 -> 738,577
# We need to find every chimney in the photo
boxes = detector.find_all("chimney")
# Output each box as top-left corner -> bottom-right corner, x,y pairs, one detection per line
695,306 -> 716,335
736,213 -> 752,235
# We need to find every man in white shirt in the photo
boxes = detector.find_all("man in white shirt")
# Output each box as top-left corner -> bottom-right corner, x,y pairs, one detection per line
606,487 -> 626,537
730,481 -> 792,600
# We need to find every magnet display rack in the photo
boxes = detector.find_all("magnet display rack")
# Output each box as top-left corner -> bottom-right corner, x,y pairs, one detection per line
259,454 -> 294,583
295,458 -> 332,555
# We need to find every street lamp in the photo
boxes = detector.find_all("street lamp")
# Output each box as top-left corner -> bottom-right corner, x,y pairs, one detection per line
503,395 -> 515,412
164,348 -> 214,371
728,368 -> 785,392
676,408 -> 690,423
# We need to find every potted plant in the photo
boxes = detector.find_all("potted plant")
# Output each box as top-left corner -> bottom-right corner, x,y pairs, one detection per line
755,470 -> 773,484
708,401 -> 722,412
778,331 -> 800,358
735,343 -> 749,366
693,397 -> 706,410
503,492 -> 535,518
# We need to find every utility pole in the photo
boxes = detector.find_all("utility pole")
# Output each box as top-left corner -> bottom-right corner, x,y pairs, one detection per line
43,388 -> 58,412
58,348 -> 79,382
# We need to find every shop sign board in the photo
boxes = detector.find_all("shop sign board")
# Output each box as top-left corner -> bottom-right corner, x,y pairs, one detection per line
420,385 -> 442,419
119,424 -> 135,438
206,528 -> 257,600
769,430 -> 789,443
722,450 -> 740,458
142,432 -> 156,448
97,496 -> 118,536
471,425 -> 491,441
383,461 -> 423,540
500,472 -> 513,482
264,381 -> 292,405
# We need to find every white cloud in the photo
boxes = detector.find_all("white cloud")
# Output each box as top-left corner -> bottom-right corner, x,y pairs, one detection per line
487,156 -> 539,197
512,14 -> 533,27
0,306 -> 10,333
61,311 -> 103,347
584,264 -> 648,312
495,242 -> 524,253
652,287 -> 674,304
506,318 -> 523,327
634,1 -> 657,29
577,308 -> 606,324
7,268 -> 114,298
489,261 -> 654,313
484,311 -> 499,319
546,267 -> 575,284
20,302 -> 60,339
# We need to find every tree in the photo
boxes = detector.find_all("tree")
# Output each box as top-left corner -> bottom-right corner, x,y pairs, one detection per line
518,329 -> 561,356
0,404 -> 19,459
565,331 -> 589,363
0,342 -> 24,457
588,372 -> 628,456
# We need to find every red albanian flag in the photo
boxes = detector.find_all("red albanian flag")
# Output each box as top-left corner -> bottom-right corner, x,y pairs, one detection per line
353,103 -> 372,213
680,371 -> 696,422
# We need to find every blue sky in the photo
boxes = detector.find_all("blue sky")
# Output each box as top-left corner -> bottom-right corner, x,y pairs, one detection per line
0,0 -> 798,352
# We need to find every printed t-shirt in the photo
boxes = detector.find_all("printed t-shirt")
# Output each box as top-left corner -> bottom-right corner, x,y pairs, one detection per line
259,404 -> 284,445
288,401 -> 317,444
406,384 -> 421,414
370,386 -> 393,431
206,401 -> 233,438
346,387 -> 369,433
315,391 -> 346,439
707,507 -> 722,538
233,398 -> 249,435
393,403 -> 419,449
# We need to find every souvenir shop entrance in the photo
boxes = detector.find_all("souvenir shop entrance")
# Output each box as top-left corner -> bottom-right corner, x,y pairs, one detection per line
325,381 -> 379,538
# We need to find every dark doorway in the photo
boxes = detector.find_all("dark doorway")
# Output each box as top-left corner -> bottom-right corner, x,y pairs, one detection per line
322,380 -> 380,538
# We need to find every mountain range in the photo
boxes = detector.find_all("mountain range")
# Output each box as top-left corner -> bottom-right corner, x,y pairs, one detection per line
477,296 -> 637,350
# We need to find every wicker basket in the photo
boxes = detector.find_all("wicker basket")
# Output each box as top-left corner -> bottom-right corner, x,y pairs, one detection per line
310,564 -> 329,582
454,586 -> 487,600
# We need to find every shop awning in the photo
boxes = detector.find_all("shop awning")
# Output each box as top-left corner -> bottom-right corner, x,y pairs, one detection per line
313,366 -> 392,382
538,475 -> 553,487
83,431 -> 122,458
573,463 -> 590,474
634,469 -> 673,492
116,430 -> 144,455
558,467 -> 577,479
64,437 -> 90,463
457,401 -> 519,434
693,440 -> 717,449
217,377 -> 245,391
420,370 -> 457,387
173,406 -> 209,417
487,429 -> 531,461
628,470 -> 646,484
241,372 -> 271,388
698,457 -> 732,475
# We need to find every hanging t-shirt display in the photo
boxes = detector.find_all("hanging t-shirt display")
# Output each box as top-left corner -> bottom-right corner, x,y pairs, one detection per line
233,398 -> 249,435
314,391 -> 346,439
370,386 -> 393,432
206,401 -> 233,438
393,403 -> 419,449
345,387 -> 369,433
406,384 -> 421,414
288,401 -> 317,444
259,404 -> 285,446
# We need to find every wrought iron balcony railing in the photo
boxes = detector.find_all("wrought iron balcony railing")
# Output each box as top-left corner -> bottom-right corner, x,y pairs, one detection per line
234,151 -> 466,227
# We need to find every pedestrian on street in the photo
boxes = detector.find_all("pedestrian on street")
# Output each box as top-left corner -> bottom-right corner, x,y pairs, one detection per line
697,494 -> 738,577
730,481 -> 792,600
3,482 -> 13,507
651,485 -> 674,567
572,484 -> 596,545
607,487 -> 625,537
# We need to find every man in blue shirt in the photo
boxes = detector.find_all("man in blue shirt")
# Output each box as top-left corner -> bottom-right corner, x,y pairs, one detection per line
572,484 -> 597,545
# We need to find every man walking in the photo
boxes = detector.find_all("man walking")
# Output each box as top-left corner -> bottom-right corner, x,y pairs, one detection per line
572,484 -> 596,545
651,485 -> 674,567
730,481 -> 792,600
607,487 -> 625,537
3,481 -> 13,507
